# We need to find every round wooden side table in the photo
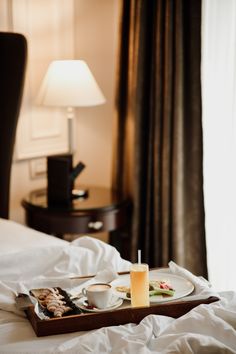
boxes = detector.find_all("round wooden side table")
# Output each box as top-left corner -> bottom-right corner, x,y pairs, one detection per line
21,186 -> 132,259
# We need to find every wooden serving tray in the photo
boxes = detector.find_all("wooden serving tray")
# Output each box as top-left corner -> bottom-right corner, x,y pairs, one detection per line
25,296 -> 219,337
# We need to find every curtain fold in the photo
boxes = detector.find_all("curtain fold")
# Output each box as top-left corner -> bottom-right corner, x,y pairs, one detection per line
113,0 -> 208,277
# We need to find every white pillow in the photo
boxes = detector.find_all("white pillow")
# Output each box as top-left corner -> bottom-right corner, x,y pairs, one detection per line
0,218 -> 68,254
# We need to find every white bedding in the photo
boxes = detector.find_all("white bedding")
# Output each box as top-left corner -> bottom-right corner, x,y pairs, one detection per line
0,218 -> 236,354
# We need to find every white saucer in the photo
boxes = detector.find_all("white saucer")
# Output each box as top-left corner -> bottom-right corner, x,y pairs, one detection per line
74,295 -> 123,313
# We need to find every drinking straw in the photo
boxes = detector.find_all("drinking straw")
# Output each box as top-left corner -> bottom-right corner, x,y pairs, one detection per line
138,249 -> 141,264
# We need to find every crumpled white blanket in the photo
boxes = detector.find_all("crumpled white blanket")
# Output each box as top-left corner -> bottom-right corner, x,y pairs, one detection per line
0,235 -> 130,316
0,220 -> 236,353
0,236 -> 131,281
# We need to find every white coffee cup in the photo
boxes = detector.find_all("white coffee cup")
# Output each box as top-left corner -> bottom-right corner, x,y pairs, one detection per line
82,283 -> 112,309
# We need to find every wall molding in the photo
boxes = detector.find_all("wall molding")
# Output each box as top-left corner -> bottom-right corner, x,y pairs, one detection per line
11,0 -> 75,160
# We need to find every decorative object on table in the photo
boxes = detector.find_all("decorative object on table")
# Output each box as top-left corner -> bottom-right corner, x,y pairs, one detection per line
47,154 -> 86,206
47,154 -> 72,206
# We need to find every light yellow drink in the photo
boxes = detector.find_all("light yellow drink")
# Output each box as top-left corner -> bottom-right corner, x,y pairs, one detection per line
130,263 -> 150,307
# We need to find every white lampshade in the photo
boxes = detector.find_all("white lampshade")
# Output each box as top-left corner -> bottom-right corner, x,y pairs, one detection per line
35,60 -> 106,107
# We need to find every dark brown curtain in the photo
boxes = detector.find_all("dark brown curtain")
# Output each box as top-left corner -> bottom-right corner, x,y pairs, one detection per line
112,0 -> 208,277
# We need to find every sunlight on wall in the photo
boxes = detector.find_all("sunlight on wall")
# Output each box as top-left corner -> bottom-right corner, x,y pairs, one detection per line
202,0 -> 236,291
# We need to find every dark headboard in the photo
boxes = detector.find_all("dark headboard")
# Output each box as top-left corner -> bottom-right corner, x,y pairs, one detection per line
0,32 -> 27,219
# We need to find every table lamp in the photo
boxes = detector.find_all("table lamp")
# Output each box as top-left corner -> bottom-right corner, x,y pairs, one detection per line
35,59 -> 106,152
35,59 -> 106,201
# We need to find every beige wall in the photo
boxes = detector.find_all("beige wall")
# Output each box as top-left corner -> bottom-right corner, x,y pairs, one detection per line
2,0 -> 120,224
73,0 -> 119,188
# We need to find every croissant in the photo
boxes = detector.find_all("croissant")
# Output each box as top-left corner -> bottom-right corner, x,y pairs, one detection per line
38,287 -> 59,300
38,289 -> 51,300
40,293 -> 65,307
35,288 -> 72,317
54,305 -> 72,317
46,299 -> 65,312
45,293 -> 64,301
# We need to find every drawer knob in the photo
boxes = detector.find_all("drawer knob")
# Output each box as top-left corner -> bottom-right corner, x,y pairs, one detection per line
88,221 -> 103,230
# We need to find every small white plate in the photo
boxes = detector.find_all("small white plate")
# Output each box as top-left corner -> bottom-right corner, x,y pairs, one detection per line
111,271 -> 194,303
74,295 -> 123,313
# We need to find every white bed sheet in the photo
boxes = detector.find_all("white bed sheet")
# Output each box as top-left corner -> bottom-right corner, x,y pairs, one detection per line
0,219 -> 236,354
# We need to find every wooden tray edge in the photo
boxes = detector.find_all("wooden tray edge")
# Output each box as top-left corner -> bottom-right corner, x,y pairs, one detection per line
26,296 -> 219,337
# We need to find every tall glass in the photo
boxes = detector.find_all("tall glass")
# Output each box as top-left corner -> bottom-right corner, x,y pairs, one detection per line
130,263 -> 150,307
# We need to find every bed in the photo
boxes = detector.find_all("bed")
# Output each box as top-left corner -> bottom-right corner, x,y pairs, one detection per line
0,218 -> 236,354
